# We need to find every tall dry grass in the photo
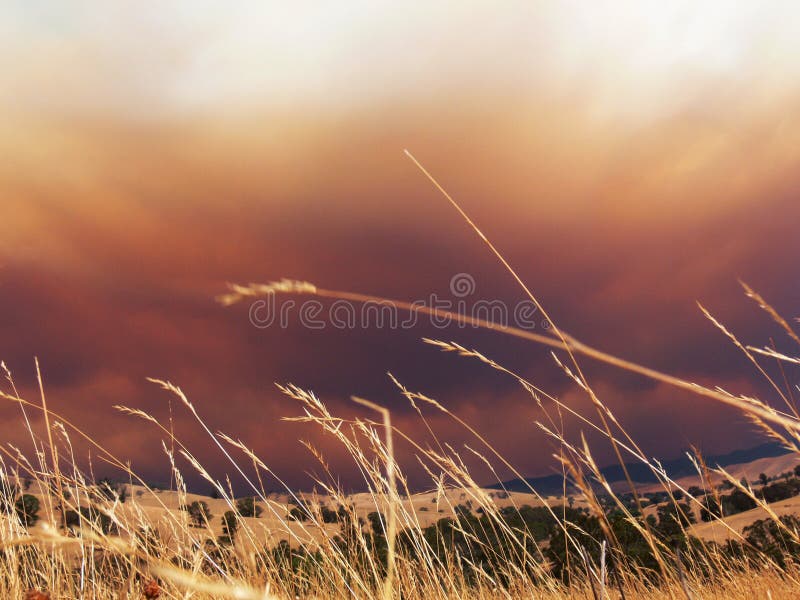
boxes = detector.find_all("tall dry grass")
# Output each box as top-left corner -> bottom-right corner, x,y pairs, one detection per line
1,153 -> 799,598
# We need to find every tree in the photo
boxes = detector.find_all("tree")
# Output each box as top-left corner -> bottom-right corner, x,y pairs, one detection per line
65,508 -> 82,530
15,494 -> 40,527
758,479 -> 800,504
288,506 -> 309,522
183,500 -> 212,528
546,510 -> 606,582
97,478 -> 127,503
221,510 -> 239,543
743,515 -> 800,568
236,496 -> 263,518
367,511 -> 386,536
65,506 -> 117,535
727,489 -> 757,514
655,501 -> 695,546
793,465 -> 800,478
320,505 -> 339,523
758,473 -> 769,487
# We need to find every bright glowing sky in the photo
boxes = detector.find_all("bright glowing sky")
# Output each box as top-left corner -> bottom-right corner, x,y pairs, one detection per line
1,2 -> 800,491
4,1 -> 800,115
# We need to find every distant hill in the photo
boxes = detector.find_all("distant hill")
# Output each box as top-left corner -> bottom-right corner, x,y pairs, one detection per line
490,442 -> 792,496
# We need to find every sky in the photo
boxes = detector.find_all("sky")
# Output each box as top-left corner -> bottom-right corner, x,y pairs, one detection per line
1,1 -> 800,493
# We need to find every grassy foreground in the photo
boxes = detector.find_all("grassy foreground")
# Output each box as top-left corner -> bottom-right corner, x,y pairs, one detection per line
2,370 -> 800,600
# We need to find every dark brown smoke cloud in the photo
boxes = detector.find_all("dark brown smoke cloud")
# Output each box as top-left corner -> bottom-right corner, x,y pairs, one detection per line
1,102 -> 798,492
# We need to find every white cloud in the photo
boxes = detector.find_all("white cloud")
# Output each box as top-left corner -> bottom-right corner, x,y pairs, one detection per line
1,1 -> 799,120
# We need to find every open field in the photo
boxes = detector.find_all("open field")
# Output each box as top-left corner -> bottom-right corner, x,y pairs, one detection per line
17,446 -> 800,552
4,378 -> 800,600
